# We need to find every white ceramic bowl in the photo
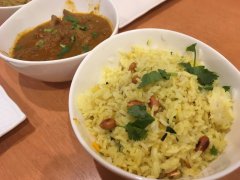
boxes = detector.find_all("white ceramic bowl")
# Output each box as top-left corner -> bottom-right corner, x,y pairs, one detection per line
69,29 -> 240,180
0,1 -> 30,25
0,0 -> 118,82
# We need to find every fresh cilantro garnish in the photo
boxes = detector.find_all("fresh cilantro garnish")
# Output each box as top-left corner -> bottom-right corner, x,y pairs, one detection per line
127,105 -> 154,129
210,145 -> 218,156
70,35 -> 76,43
64,15 -> 88,31
82,45 -> 90,53
166,126 -> 176,134
199,84 -> 213,91
72,23 -> 88,31
223,86 -> 231,92
43,28 -> 53,33
138,69 -> 171,88
57,44 -> 71,58
35,39 -> 45,48
92,32 -> 99,38
125,123 -> 147,141
186,43 -> 197,67
180,62 -> 218,87
161,133 -> 168,141
64,15 -> 78,24
57,36 -> 76,58
125,105 -> 154,141
127,105 -> 147,119
78,24 -> 88,31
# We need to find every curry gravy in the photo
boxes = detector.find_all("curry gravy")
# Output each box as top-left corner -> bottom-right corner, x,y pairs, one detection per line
12,10 -> 112,61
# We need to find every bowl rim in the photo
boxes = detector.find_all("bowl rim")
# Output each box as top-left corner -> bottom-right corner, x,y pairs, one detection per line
69,28 -> 240,180
0,0 -> 119,65
0,4 -> 24,9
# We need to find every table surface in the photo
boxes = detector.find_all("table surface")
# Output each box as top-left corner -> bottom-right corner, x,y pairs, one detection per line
0,0 -> 240,179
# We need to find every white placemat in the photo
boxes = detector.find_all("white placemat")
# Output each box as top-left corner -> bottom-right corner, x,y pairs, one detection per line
0,86 -> 26,137
112,0 -> 166,28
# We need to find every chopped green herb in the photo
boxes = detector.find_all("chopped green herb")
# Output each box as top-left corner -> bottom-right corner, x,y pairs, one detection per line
161,133 -> 168,141
57,36 -> 76,58
138,69 -> 172,88
180,62 -> 218,86
210,145 -> 218,156
125,123 -> 147,141
35,39 -> 45,48
223,86 -> 231,92
79,24 -> 88,31
63,15 -> 88,31
70,35 -> 76,43
57,45 -> 71,58
72,23 -> 88,31
43,28 -> 53,33
125,105 -> 154,141
60,44 -> 66,48
166,126 -> 176,134
127,105 -> 154,129
82,45 -> 90,53
127,105 -> 147,119
64,15 -> 78,24
186,43 -> 197,67
199,84 -> 213,91
92,32 -> 99,38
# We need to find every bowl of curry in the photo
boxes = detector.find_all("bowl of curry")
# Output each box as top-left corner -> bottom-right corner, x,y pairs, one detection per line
0,0 -> 118,82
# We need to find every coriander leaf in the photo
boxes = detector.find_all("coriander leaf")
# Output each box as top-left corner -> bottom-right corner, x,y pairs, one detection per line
35,39 -> 45,48
72,23 -> 88,31
166,126 -> 176,134
57,35 -> 76,58
192,66 -> 218,85
70,35 -> 76,43
130,115 -> 154,129
92,32 -> 99,38
179,62 -> 193,73
127,105 -> 147,118
126,104 -> 154,140
210,145 -> 218,156
82,45 -> 90,53
199,85 -> 213,91
125,123 -> 147,141
161,133 -> 168,141
43,28 -> 53,33
223,86 -> 231,92
186,43 -> 197,66
127,105 -> 154,129
138,69 -> 171,88
180,62 -> 218,86
79,24 -> 88,31
57,45 -> 71,58
64,15 -> 78,24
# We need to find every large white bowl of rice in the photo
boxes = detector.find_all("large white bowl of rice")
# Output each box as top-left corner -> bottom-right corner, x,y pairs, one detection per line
69,29 -> 240,179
